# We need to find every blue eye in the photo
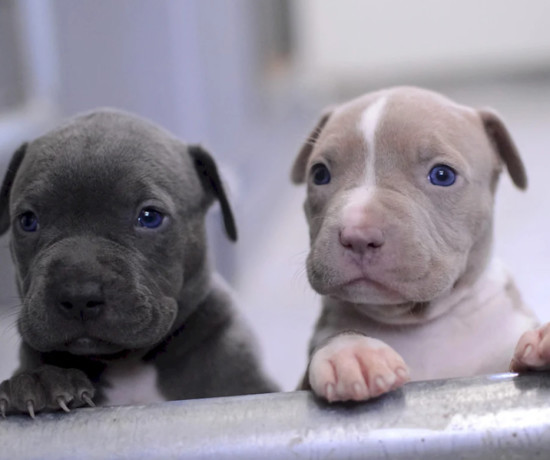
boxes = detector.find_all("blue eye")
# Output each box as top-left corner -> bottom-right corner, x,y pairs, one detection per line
137,208 -> 164,229
429,165 -> 456,186
19,211 -> 38,232
311,163 -> 331,185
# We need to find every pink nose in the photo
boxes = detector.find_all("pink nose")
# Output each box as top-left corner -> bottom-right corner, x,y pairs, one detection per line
339,226 -> 385,254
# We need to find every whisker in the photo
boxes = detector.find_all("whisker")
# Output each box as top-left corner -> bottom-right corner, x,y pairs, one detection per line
0,317 -> 21,345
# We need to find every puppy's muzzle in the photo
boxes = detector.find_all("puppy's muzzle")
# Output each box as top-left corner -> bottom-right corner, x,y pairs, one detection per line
18,235 -> 179,354
41,239 -> 110,324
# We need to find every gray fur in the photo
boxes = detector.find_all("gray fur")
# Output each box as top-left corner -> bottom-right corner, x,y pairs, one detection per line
0,108 -> 276,416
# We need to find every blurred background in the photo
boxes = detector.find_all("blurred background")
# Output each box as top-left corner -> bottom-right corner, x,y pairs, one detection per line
0,0 -> 549,390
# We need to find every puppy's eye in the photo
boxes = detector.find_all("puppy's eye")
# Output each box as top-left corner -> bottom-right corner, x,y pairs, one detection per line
19,211 -> 38,232
137,208 -> 164,229
428,165 -> 456,187
311,163 -> 331,185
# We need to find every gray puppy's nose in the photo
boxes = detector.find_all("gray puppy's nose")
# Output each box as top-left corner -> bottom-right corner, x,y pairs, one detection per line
56,282 -> 105,321
339,226 -> 385,254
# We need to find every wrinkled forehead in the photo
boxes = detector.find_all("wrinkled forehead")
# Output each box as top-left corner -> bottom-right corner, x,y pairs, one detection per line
378,89 -> 481,149
29,113 -> 184,166
311,88 -> 486,167
11,122 -> 188,212
314,92 -> 384,153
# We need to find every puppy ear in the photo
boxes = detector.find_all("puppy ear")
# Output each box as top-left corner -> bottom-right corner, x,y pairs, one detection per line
479,109 -> 527,190
189,145 -> 237,242
0,142 -> 28,235
291,109 -> 332,184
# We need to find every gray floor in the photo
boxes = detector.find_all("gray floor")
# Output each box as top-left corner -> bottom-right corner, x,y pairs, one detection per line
1,79 -> 549,393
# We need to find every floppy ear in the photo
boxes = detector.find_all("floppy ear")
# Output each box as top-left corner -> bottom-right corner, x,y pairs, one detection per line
188,145 -> 237,242
0,142 -> 28,235
478,109 -> 527,190
291,110 -> 332,184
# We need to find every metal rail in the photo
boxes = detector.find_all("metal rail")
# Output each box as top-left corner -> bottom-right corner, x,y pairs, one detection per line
1,372 -> 550,459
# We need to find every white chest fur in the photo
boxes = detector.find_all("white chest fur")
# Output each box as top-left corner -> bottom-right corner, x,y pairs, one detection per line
318,259 -> 538,381
101,361 -> 167,406
379,260 -> 538,380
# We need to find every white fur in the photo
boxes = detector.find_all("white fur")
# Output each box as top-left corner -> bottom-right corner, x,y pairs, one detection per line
340,97 -> 388,224
318,258 -> 537,381
308,334 -> 409,401
358,95 -> 388,188
102,361 -> 166,406
397,259 -> 536,380
340,187 -> 376,226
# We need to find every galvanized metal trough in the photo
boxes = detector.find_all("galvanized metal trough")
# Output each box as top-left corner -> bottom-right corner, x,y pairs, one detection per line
1,372 -> 550,459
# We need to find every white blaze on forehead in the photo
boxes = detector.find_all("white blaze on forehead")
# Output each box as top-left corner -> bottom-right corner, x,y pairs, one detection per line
358,96 -> 388,187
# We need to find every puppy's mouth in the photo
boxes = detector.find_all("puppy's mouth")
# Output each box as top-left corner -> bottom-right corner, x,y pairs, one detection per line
63,337 -> 125,356
335,276 -> 406,303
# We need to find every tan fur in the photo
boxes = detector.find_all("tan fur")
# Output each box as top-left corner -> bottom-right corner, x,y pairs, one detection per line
293,87 -> 538,402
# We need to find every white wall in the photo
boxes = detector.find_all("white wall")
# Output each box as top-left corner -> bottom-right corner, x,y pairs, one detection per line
292,0 -> 550,91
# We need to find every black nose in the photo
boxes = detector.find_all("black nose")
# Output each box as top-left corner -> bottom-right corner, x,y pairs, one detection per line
56,282 -> 105,321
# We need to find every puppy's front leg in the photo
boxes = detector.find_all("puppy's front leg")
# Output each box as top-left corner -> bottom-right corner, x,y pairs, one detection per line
308,333 -> 410,402
510,323 -> 550,372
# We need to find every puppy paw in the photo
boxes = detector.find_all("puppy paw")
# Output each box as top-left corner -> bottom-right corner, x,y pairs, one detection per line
510,323 -> 550,372
308,334 -> 410,402
0,365 -> 95,418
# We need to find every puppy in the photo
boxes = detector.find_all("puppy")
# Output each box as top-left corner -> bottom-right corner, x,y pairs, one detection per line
292,87 -> 549,402
0,109 -> 276,417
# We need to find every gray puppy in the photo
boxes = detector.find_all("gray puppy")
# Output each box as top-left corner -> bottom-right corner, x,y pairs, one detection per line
0,109 -> 276,417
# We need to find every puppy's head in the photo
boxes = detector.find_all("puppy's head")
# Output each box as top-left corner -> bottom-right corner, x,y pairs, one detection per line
0,109 -> 236,355
292,87 -> 526,322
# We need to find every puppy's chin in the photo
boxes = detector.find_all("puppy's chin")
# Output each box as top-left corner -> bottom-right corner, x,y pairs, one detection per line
308,264 -> 444,304
324,278 -> 407,305
315,273 -> 466,325
307,250 -> 461,308
63,337 -> 125,356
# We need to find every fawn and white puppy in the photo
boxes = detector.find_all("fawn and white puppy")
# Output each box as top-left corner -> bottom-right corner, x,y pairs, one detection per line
292,87 -> 549,402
